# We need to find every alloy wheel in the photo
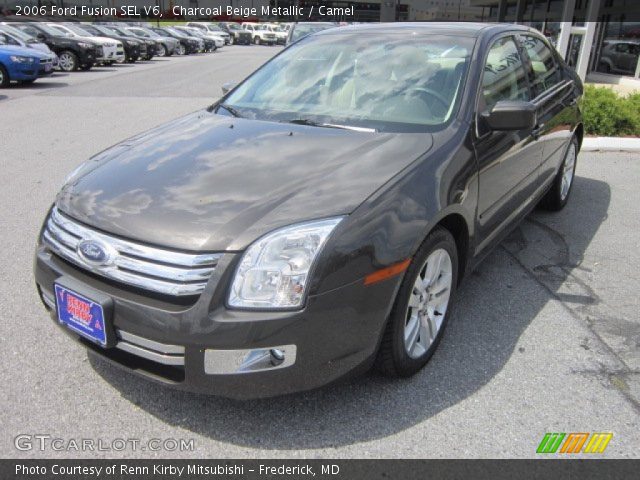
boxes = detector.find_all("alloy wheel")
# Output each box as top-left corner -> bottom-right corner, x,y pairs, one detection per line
58,53 -> 75,72
560,142 -> 576,201
404,248 -> 453,359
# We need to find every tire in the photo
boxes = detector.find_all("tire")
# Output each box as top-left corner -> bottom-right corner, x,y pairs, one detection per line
176,44 -> 186,56
0,64 -> 9,88
58,50 -> 79,72
539,136 -> 578,211
376,227 -> 458,377
254,36 -> 261,45
157,45 -> 167,57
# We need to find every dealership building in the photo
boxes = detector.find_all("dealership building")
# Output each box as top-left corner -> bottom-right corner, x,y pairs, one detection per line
3,0 -> 639,82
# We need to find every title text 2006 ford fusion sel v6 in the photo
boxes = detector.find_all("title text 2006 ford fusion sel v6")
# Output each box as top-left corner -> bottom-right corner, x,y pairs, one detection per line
34,23 -> 583,399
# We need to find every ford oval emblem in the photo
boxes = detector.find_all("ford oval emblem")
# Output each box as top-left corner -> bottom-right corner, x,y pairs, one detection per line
77,239 -> 114,266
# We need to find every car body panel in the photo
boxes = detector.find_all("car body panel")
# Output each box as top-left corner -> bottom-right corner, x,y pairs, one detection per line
56,111 -> 433,253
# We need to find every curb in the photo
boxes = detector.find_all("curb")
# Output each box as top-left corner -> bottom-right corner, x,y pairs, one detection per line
582,137 -> 640,152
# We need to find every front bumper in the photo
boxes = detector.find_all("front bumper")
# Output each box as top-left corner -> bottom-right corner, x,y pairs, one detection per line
34,240 -> 397,399
9,61 -> 40,80
77,47 -> 98,65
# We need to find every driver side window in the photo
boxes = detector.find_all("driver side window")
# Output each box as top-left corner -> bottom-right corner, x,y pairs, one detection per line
481,36 -> 530,110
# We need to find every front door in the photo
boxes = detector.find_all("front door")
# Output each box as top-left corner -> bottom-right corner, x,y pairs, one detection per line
474,35 -> 542,253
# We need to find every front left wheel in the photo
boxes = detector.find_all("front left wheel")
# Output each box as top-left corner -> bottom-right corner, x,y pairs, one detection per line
376,227 -> 458,377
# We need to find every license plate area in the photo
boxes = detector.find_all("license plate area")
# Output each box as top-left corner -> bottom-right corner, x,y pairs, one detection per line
54,277 -> 115,348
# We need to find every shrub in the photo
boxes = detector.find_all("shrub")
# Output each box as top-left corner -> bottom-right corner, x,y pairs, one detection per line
581,85 -> 640,137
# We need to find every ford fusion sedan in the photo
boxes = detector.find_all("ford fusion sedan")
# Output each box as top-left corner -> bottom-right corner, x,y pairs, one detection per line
35,23 -> 583,399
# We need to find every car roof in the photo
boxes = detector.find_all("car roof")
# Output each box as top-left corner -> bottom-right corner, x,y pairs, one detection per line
316,22 -> 534,38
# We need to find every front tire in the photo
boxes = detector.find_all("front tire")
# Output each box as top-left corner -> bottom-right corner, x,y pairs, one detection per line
254,36 -> 261,45
0,64 -> 9,88
376,227 -> 458,377
58,50 -> 79,72
539,136 -> 578,211
176,44 -> 186,56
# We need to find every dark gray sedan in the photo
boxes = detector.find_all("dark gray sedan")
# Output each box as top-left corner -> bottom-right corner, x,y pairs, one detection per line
34,23 -> 583,398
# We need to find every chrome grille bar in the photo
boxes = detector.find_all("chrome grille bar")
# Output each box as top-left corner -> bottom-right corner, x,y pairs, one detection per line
43,207 -> 221,296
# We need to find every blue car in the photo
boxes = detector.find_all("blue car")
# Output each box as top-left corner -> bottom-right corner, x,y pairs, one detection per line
0,35 -> 51,87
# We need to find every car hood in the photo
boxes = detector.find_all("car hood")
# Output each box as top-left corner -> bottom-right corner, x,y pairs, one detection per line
78,36 -> 118,46
56,111 -> 432,252
0,45 -> 47,58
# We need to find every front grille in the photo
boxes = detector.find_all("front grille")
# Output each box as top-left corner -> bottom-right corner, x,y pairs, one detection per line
43,206 -> 221,296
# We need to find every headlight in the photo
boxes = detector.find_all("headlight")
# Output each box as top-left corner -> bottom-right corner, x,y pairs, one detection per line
228,217 -> 344,309
10,55 -> 35,63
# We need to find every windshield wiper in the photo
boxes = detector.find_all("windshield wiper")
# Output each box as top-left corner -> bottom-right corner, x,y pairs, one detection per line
287,118 -> 376,132
218,103 -> 243,118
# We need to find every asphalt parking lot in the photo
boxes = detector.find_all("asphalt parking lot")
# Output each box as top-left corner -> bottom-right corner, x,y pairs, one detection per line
1,45 -> 639,459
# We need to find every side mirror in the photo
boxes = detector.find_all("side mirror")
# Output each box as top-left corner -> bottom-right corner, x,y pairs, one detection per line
482,100 -> 537,131
221,82 -> 236,95
36,33 -> 47,42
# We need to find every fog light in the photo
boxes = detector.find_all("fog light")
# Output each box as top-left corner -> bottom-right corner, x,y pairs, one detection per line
204,345 -> 296,375
270,348 -> 285,366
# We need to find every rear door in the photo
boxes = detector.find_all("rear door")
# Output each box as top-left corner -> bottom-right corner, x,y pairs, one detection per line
518,33 -> 576,187
474,34 -> 541,252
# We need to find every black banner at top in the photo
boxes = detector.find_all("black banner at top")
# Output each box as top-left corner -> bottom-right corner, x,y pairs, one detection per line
4,1 -> 640,23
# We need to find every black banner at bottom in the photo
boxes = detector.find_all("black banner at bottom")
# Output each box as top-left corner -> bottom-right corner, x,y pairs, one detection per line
2,459 -> 639,480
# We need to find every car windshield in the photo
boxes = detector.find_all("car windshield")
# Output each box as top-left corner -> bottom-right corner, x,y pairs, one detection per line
291,23 -> 336,42
63,24 -> 93,37
96,26 -> 119,36
165,28 -> 187,38
81,25 -> 102,36
0,25 -> 36,43
221,32 -> 474,133
227,24 -> 241,31
34,24 -> 64,37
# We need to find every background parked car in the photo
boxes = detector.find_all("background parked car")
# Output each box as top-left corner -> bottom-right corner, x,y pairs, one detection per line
81,24 -> 145,64
0,24 -> 59,69
220,22 -> 252,45
106,26 -> 155,60
47,23 -> 124,65
598,40 -> 640,74
286,22 -> 337,45
174,26 -> 221,52
11,23 -> 101,72
265,24 -> 288,45
242,23 -> 277,45
0,35 -> 51,87
152,27 -> 202,55
123,26 -> 177,58
186,22 -> 232,45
